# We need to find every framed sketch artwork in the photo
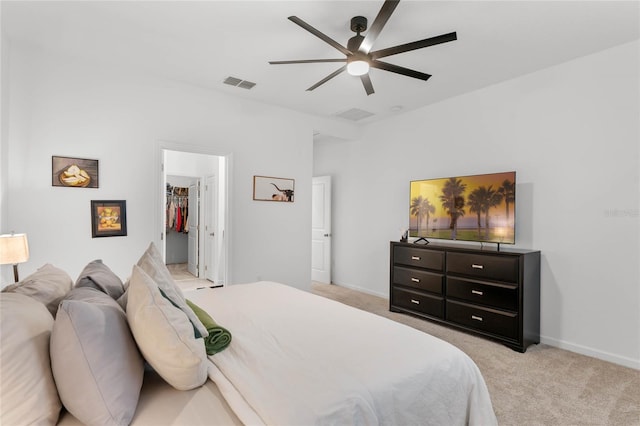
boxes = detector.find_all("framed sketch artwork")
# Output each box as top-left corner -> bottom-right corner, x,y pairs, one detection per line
253,176 -> 294,202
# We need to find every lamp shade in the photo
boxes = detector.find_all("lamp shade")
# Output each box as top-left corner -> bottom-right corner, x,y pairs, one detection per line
0,234 -> 29,265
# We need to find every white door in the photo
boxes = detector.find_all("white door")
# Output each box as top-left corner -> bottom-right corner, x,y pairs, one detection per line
312,176 -> 332,283
187,182 -> 199,277
205,175 -> 217,282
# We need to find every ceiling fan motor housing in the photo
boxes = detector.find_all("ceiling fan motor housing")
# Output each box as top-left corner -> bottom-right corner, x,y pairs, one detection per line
348,16 -> 368,52
347,34 -> 365,52
350,16 -> 367,33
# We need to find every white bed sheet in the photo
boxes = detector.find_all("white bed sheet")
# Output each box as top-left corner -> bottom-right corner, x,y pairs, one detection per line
188,281 -> 497,426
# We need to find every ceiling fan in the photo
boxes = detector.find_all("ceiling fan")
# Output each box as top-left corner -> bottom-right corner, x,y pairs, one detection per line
268,0 -> 457,96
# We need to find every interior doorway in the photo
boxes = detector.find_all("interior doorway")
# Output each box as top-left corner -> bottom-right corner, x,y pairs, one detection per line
162,149 -> 228,286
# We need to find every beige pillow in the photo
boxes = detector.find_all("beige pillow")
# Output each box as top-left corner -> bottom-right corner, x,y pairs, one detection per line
51,287 -> 144,425
2,263 -> 73,316
137,243 -> 208,337
0,292 -> 62,425
126,265 -> 208,390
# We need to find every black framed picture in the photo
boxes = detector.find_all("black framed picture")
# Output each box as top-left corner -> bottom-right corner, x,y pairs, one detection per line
91,200 -> 127,238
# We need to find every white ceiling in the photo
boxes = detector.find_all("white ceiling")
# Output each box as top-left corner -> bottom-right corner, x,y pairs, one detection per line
2,1 -> 639,125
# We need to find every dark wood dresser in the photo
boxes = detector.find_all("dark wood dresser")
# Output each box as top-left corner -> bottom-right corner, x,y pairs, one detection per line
389,241 -> 540,352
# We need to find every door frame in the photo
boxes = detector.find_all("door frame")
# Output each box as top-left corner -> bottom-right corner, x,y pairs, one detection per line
156,141 -> 233,285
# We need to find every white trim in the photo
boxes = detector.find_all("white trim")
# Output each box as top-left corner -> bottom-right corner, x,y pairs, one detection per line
156,141 -> 233,286
540,335 -> 639,370
331,281 -> 388,299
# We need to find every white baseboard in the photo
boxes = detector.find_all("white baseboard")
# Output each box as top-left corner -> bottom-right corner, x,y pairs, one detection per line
541,335 -> 639,370
332,281 -> 388,299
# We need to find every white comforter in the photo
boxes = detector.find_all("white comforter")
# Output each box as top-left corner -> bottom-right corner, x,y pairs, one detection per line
188,282 -> 497,426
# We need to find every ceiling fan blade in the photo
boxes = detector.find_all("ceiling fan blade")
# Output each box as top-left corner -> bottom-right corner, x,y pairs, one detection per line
371,60 -> 431,81
269,59 -> 347,65
360,74 -> 375,96
371,32 -> 457,59
359,0 -> 400,54
288,16 -> 352,56
307,65 -> 347,91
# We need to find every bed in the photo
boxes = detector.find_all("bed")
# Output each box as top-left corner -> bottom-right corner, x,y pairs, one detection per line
188,281 -> 497,425
1,245 -> 497,426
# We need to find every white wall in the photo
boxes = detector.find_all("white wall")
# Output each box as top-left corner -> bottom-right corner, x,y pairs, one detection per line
314,41 -> 640,369
1,41 -> 316,291
0,33 -> 9,236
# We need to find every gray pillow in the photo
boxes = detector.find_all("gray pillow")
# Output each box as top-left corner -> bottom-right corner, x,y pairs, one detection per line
50,287 -> 144,426
0,293 -> 62,425
2,263 -> 73,316
116,278 -> 130,311
75,259 -> 125,300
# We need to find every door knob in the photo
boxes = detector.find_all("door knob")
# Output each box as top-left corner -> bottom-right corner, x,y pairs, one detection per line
324,233 -> 332,237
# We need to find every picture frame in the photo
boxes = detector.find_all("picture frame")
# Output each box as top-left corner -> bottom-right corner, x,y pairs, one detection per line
91,200 -> 127,238
52,156 -> 99,188
253,175 -> 295,202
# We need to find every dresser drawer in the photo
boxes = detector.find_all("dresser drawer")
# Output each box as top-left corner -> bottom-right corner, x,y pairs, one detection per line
392,287 -> 444,319
393,266 -> 443,294
446,300 -> 518,340
447,252 -> 518,282
446,277 -> 518,311
394,246 -> 444,271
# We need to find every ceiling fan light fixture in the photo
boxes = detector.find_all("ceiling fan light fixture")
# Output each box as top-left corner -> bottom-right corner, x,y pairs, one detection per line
347,60 -> 369,76
270,2 -> 457,95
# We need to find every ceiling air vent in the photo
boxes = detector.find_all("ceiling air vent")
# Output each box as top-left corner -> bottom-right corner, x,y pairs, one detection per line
336,108 -> 375,122
223,76 -> 256,90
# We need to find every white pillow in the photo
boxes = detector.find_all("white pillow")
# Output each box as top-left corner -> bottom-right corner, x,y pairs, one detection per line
50,288 -> 144,425
0,293 -> 61,425
137,243 -> 208,338
126,265 -> 208,390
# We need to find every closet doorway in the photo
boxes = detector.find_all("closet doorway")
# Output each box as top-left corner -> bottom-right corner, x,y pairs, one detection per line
162,149 -> 227,285
165,178 -> 198,275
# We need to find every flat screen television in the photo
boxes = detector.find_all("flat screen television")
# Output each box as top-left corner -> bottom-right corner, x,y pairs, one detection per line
409,171 -> 516,245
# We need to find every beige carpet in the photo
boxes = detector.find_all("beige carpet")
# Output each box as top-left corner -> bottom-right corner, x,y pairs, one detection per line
311,282 -> 640,426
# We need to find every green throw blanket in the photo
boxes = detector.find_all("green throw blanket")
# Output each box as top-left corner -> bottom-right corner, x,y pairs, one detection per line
186,299 -> 232,355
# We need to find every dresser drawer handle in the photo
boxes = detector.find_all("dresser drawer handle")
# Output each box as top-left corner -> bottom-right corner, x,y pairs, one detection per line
411,277 -> 420,283
411,256 -> 421,261
471,315 -> 483,322
471,264 -> 484,269
471,290 -> 483,296
410,299 -> 420,305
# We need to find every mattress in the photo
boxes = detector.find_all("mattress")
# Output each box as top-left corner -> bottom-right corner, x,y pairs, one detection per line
189,281 -> 497,426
